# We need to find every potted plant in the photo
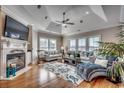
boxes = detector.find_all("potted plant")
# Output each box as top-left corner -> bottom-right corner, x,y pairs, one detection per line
107,62 -> 124,83
98,42 -> 124,83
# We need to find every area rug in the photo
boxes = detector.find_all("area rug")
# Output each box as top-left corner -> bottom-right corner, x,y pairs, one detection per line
42,62 -> 83,85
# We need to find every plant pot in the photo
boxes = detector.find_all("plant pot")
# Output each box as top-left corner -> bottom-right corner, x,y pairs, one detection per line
107,76 -> 122,83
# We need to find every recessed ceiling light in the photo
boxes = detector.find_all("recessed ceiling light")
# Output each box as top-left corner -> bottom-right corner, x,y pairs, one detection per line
85,11 -> 89,15
45,16 -> 48,19
80,20 -> 83,23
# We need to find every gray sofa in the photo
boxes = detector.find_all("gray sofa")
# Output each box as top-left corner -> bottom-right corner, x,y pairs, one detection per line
38,50 -> 61,62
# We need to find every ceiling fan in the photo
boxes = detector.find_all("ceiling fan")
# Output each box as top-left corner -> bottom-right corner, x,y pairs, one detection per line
56,12 -> 75,26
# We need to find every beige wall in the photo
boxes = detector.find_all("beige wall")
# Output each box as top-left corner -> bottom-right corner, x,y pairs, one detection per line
27,25 -> 33,51
63,26 -> 120,49
0,8 -> 5,36
38,31 -> 63,51
32,31 -> 38,64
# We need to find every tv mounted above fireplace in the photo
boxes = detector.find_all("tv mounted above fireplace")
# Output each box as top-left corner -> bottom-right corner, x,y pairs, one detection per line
4,15 -> 29,41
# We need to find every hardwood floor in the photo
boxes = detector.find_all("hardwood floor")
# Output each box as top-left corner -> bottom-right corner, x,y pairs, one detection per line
0,62 -> 124,88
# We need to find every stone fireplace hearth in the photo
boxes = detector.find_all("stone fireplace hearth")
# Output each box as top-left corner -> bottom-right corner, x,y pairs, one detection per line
0,37 -> 31,80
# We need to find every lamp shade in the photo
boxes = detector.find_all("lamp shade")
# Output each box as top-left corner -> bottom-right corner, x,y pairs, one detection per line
61,46 -> 64,50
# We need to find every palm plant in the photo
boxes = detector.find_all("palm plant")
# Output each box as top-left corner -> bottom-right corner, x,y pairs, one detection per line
98,42 -> 124,58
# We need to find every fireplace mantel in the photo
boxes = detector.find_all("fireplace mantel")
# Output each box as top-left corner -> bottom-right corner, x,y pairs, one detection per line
0,37 -> 30,80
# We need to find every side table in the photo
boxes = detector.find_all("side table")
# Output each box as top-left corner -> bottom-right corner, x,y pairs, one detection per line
57,57 -> 64,63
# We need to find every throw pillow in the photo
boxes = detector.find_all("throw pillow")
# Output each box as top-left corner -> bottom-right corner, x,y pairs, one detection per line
96,55 -> 106,60
106,56 -> 118,67
89,56 -> 96,63
117,57 -> 124,62
70,55 -> 74,58
95,58 -> 108,68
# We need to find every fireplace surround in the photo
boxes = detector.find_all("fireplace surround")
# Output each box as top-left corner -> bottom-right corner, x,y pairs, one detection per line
0,37 -> 31,80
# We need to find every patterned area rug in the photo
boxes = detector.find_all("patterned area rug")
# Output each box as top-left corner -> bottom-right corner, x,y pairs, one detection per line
42,62 -> 83,85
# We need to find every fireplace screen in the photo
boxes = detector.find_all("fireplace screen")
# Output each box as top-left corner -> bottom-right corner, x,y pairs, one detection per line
7,53 -> 25,71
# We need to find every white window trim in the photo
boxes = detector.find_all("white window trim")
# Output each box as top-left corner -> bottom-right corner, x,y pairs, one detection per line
88,35 -> 101,51
67,35 -> 101,51
78,38 -> 86,51
49,39 -> 57,51
39,38 -> 57,51
69,39 -> 76,51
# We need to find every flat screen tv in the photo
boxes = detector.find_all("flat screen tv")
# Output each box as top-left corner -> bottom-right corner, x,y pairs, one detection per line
4,15 -> 29,41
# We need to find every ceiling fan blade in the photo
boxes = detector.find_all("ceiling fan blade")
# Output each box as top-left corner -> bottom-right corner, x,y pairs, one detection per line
65,18 -> 70,22
63,12 -> 66,22
56,20 -> 63,23
56,24 -> 60,26
66,22 -> 75,25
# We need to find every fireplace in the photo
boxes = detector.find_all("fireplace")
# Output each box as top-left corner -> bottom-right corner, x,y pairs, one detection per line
0,37 -> 30,80
6,53 -> 25,71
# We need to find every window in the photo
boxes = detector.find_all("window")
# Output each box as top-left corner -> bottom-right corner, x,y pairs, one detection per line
39,38 -> 48,50
78,38 -> 86,51
89,36 -> 100,51
39,38 -> 57,51
69,39 -> 76,51
49,39 -> 56,51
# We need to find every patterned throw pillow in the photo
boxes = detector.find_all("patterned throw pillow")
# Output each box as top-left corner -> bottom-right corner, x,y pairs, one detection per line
106,56 -> 118,67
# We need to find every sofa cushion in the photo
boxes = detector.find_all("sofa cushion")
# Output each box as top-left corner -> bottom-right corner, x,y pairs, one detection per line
95,58 -> 108,68
96,55 -> 106,60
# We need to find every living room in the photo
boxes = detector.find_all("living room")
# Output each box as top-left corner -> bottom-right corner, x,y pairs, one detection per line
0,5 -> 124,89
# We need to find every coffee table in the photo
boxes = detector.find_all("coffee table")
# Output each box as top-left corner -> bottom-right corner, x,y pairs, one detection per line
64,57 -> 81,66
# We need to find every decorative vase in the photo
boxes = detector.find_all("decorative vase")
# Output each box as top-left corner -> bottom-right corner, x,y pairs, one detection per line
6,65 -> 10,78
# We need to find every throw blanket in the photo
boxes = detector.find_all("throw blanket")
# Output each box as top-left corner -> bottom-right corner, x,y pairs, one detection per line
77,63 -> 107,81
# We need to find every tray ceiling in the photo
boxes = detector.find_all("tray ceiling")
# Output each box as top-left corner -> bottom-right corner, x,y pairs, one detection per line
2,5 -> 123,35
